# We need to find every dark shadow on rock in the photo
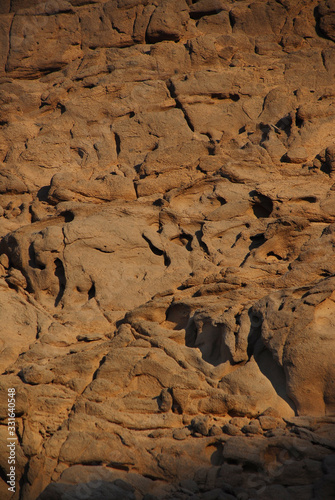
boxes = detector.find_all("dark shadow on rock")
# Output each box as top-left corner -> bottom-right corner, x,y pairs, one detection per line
36,479 -> 136,500
37,185 -> 50,201
54,258 -> 66,307
165,302 -> 234,367
34,435 -> 332,500
247,307 -> 297,414
35,456 -> 236,500
254,340 -> 296,414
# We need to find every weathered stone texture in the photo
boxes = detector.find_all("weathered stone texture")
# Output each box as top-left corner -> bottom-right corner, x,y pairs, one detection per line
0,0 -> 334,499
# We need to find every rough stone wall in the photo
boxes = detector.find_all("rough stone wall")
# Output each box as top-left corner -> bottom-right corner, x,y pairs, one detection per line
0,0 -> 334,499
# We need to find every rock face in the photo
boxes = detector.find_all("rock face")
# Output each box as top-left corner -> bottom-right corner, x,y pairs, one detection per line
0,0 -> 335,499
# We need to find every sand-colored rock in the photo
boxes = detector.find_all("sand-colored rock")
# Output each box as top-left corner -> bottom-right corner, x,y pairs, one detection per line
0,0 -> 334,499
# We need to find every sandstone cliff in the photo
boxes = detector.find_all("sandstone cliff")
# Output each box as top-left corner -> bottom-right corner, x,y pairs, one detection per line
0,0 -> 334,499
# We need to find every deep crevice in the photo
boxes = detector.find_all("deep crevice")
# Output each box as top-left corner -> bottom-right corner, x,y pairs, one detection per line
167,80 -> 195,132
88,283 -> 96,300
300,196 -> 317,203
54,258 -> 66,307
142,234 -> 164,257
228,10 -> 236,29
211,92 -> 240,102
56,102 -> 66,114
142,473 -> 161,481
247,309 -> 262,359
267,251 -> 283,260
106,463 -> 129,472
249,233 -> 266,251
92,356 -> 106,381
176,99 -> 194,132
190,8 -> 223,20
295,109 -> 304,128
195,229 -> 210,255
114,132 -> 121,156
180,233 -> 193,251
142,234 -> 170,267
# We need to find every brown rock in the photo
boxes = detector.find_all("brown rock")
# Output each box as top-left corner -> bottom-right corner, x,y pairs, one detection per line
172,428 -> 190,441
209,425 -> 223,436
317,0 -> 335,42
258,416 -> 280,431
191,416 -> 210,436
222,424 -> 242,436
285,145 -> 308,164
241,420 -> 262,435
0,1 -> 334,498
6,12 -> 82,78
159,388 -> 173,412
146,0 -> 189,43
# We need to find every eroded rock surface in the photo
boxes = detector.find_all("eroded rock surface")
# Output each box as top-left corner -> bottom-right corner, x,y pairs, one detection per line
0,0 -> 334,499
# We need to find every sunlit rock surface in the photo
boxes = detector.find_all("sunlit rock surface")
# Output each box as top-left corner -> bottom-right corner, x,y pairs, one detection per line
0,1 -> 334,499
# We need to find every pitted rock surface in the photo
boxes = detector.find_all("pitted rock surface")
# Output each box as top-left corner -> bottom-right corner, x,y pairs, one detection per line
0,1 -> 334,499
